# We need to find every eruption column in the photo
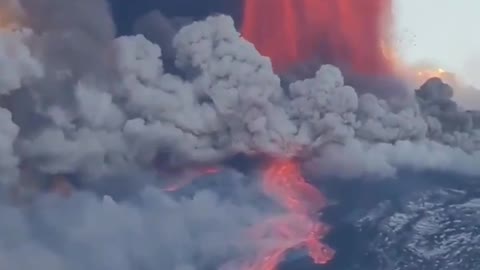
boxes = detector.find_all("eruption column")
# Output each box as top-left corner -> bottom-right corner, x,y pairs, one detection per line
242,0 -> 393,74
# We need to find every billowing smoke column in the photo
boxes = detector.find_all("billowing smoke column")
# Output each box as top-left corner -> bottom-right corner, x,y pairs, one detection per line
242,0 -> 393,74
0,0 -> 479,269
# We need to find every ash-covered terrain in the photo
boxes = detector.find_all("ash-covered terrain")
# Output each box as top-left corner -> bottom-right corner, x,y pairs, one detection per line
279,173 -> 480,270
358,186 -> 480,270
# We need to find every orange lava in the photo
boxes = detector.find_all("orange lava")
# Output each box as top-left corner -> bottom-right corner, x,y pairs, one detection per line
243,160 -> 334,269
161,161 -> 333,269
242,0 -> 393,74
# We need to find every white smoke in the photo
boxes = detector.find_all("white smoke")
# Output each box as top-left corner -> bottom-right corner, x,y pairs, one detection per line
0,1 -> 479,268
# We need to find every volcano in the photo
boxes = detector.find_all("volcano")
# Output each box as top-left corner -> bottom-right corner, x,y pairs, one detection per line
1,1 -> 480,270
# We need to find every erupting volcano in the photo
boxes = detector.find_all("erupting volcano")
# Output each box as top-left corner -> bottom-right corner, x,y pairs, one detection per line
242,0 -> 393,74
4,1 -> 480,269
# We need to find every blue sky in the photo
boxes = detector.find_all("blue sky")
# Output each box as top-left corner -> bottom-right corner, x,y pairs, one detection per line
394,0 -> 480,86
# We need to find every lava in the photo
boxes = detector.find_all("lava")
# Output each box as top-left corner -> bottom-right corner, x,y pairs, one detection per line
242,0 -> 393,74
243,160 -> 334,270
262,160 -> 327,215
162,159 -> 334,269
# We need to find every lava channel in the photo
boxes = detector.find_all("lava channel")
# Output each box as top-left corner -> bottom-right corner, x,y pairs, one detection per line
241,159 -> 334,270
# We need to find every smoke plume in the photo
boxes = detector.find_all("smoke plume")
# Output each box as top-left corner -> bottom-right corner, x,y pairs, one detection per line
0,0 -> 479,269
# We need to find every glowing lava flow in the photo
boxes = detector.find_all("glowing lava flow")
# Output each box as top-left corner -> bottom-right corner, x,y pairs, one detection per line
160,160 -> 333,269
242,0 -> 393,74
243,160 -> 334,270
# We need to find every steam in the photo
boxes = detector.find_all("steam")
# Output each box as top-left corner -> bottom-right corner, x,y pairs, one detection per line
0,1 -> 479,269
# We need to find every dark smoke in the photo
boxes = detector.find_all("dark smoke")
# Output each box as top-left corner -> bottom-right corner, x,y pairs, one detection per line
109,0 -> 240,35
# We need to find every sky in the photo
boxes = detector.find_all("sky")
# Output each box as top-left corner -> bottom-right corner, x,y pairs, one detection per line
394,0 -> 480,87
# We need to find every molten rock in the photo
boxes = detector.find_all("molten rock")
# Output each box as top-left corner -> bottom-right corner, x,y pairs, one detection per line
241,0 -> 392,74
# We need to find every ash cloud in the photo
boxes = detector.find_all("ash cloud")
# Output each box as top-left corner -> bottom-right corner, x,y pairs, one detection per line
0,1 -> 478,186
0,0 -> 479,268
0,178 -> 273,270
18,0 -> 114,75
132,10 -> 192,62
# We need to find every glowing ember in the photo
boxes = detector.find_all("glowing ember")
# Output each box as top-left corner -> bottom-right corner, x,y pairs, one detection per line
243,160 -> 334,269
414,68 -> 456,85
242,0 -> 393,74
395,65 -> 459,88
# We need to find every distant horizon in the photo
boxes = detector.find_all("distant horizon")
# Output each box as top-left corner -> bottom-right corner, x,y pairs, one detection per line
394,0 -> 480,88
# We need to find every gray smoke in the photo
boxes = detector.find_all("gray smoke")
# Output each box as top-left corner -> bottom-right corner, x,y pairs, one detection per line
0,1 -> 479,268
133,10 -> 193,62
453,85 -> 480,111
0,178 -> 275,270
0,5 -> 478,186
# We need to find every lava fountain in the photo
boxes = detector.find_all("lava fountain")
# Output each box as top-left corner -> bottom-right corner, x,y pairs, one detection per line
241,0 -> 393,74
